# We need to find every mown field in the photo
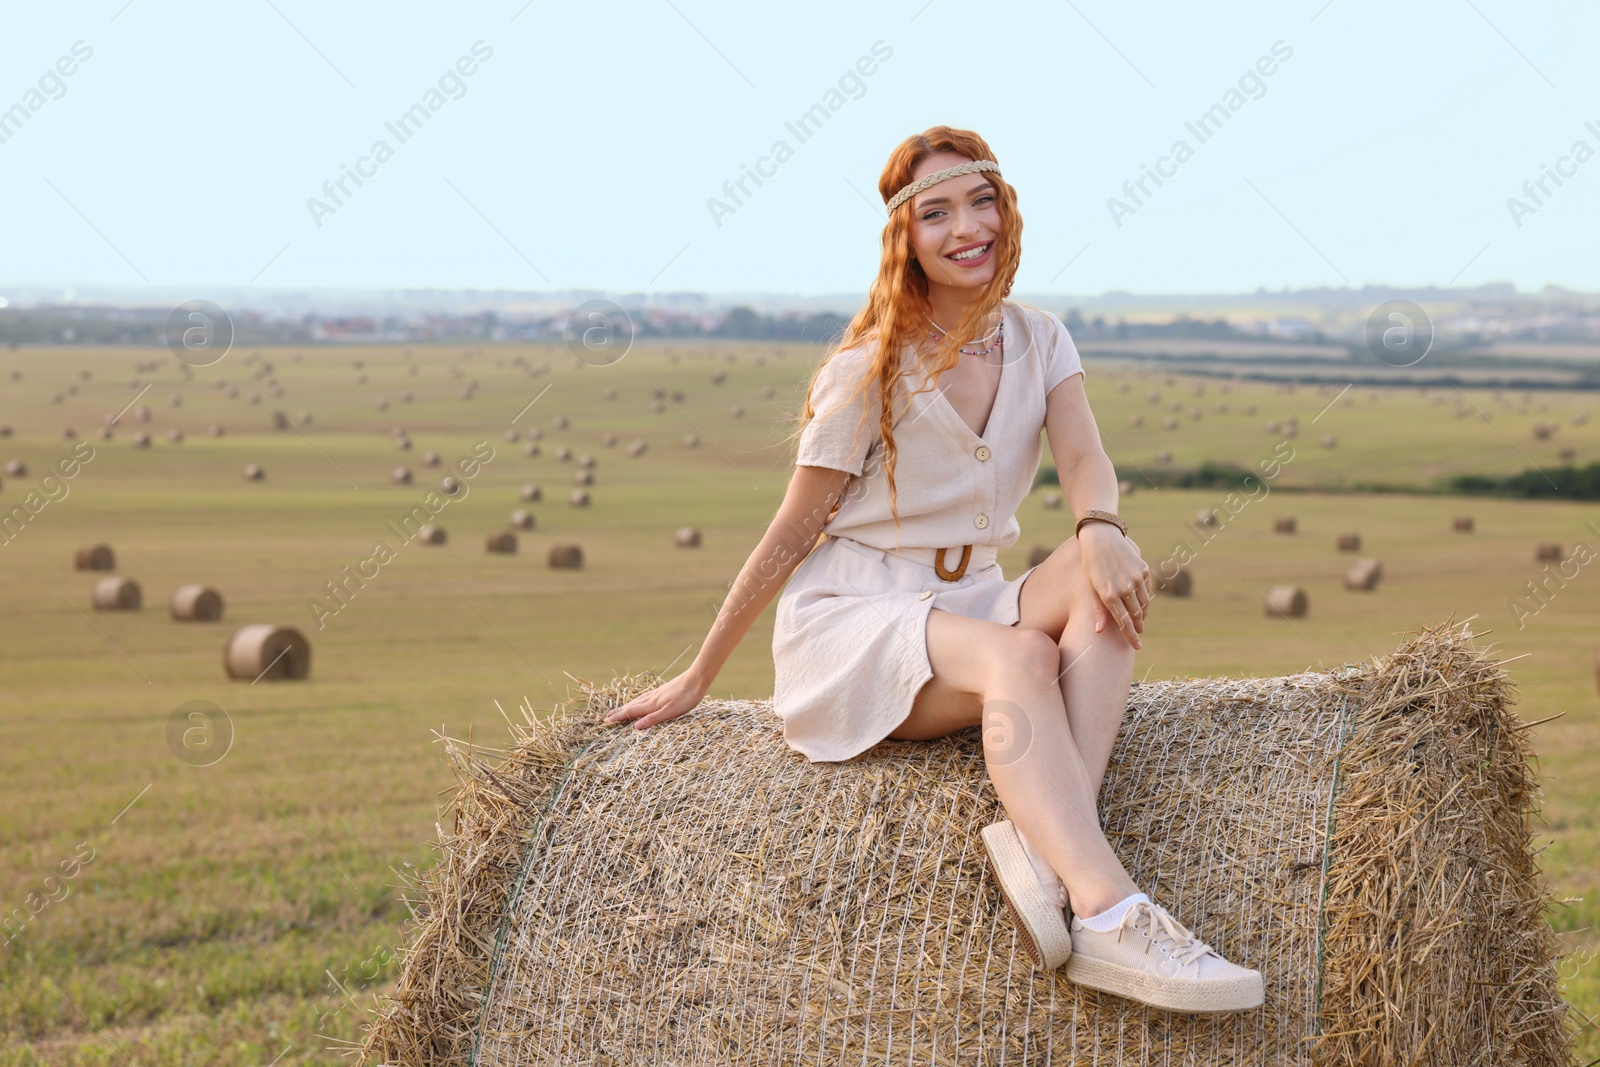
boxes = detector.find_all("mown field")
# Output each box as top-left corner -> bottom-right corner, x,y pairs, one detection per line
1,335 -> 1598,1063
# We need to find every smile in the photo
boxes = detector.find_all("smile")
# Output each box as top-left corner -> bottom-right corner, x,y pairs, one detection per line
945,242 -> 993,265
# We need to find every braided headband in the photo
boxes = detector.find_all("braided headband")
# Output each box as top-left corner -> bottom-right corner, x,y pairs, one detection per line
885,159 -> 1001,213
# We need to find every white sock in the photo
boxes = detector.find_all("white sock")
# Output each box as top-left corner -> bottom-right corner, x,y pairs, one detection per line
1014,825 -> 1067,908
1076,892 -> 1150,932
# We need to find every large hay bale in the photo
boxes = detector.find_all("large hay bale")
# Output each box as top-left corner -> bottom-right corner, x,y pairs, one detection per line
171,584 -> 224,621
1039,491 -> 1062,510
1344,559 -> 1382,591
74,544 -> 115,571
358,619 -> 1568,1066
243,463 -> 265,481
92,577 -> 140,610
224,624 -> 310,681
569,489 -> 591,507
1027,543 -> 1051,568
1195,508 -> 1218,528
520,484 -> 542,503
675,526 -> 702,548
1453,515 -> 1475,533
547,543 -> 583,569
1264,585 -> 1307,617
1536,542 -> 1562,562
418,525 -> 447,546
1274,516 -> 1297,534
509,510 -> 535,530
485,531 -> 518,554
1155,566 -> 1191,596
1337,533 -> 1361,552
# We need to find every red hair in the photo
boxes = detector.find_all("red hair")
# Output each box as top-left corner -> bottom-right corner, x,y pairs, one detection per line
791,125 -> 1023,542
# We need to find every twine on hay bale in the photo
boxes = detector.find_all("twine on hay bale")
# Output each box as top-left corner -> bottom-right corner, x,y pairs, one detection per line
92,577 -> 140,611
74,544 -> 115,571
223,624 -> 310,681
170,584 -> 224,622
356,618 -> 1570,1066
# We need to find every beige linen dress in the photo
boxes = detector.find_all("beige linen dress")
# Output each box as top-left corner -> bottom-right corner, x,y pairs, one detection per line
772,300 -> 1086,763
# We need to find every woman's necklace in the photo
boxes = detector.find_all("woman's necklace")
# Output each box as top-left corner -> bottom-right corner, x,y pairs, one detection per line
926,316 -> 1003,357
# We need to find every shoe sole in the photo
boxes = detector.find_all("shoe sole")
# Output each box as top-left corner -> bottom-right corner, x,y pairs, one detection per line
980,821 -> 1072,971
1064,952 -> 1265,1013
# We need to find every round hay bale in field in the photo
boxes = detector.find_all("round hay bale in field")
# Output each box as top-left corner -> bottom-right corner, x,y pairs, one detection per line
92,577 -> 141,611
523,443 -> 539,457
272,410 -> 290,430
528,427 -> 543,440
1320,434 -> 1336,448
1559,447 -> 1577,463
1195,508 -> 1218,528
762,385 -> 776,399
1156,449 -> 1172,463
422,451 -> 442,467
603,387 -> 617,400
418,525 -> 447,545
1243,403 -> 1256,415
547,543 -> 583,569
74,544 -> 115,571
569,488 -> 591,507
554,415 -> 570,429
577,454 -> 596,469
395,436 -> 412,451
1453,515 -> 1475,533
1344,559 -> 1383,591
1129,413 -> 1144,427
224,624 -> 310,681
243,463 -> 264,481
393,467 -> 413,485
682,433 -> 699,449
510,510 -> 535,530
627,439 -> 648,457
573,469 -> 593,487
520,484 -> 542,503
730,404 -> 745,418
166,428 -> 184,443
208,424 -> 225,437
170,584 -> 224,621
1162,415 -> 1178,430
651,398 -> 665,413
97,427 -> 113,441
61,427 -> 77,439
401,389 -> 414,402
3,459 -> 24,476
711,369 -> 726,384
1118,479 -> 1134,495
1154,566 -> 1191,596
1264,584 -> 1308,617
1337,533 -> 1361,552
361,620 -> 1566,1066
1536,542 -> 1562,561
555,446 -> 572,462
675,526 -> 701,548
504,429 -> 520,442
1532,422 -> 1553,440
601,432 -> 617,447
1274,516 -> 1297,534
132,431 -> 151,447
375,397 -> 389,411
136,405 -> 151,422
440,476 -> 462,496
1027,543 -> 1051,568
485,531 -> 518,554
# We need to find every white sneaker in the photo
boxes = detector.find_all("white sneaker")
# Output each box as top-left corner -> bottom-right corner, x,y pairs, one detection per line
980,821 -> 1073,970
1065,899 -> 1264,1013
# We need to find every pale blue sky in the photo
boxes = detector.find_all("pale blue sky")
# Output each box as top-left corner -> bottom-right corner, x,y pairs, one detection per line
2,0 -> 1595,297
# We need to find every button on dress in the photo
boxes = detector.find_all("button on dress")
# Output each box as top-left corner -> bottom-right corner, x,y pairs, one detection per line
772,301 -> 1087,763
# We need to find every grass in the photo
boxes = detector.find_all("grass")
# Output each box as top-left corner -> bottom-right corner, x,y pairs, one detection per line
1,338 -> 1597,1062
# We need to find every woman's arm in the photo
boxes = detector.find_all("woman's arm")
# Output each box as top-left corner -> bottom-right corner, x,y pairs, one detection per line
604,463 -> 852,729
1042,373 -> 1152,648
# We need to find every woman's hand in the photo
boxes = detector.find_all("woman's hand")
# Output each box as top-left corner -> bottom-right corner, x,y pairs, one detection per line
602,670 -> 710,730
1077,522 -> 1152,650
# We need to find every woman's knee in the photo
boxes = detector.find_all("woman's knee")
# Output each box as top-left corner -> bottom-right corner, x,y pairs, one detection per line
985,628 -> 1062,696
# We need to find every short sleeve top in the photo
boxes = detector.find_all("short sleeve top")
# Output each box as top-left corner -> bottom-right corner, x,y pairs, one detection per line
794,301 -> 1085,551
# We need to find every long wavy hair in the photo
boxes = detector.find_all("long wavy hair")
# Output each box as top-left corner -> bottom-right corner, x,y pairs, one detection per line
788,125 -> 1022,543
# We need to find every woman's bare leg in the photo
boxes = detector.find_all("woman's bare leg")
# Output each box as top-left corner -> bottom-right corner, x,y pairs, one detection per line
893,610 -> 1139,916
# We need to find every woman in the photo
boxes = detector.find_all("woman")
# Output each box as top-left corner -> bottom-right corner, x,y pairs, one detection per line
605,126 -> 1262,1014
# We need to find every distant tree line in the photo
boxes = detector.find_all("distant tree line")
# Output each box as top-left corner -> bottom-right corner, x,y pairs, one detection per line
1449,462 -> 1600,500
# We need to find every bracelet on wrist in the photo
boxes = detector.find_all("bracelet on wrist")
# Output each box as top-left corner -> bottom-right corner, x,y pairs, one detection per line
1075,510 -> 1128,538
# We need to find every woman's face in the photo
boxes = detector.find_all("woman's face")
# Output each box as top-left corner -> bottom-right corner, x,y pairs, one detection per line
907,151 -> 1003,294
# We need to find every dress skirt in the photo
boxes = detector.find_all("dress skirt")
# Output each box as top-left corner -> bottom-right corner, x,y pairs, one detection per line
772,534 -> 1042,763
